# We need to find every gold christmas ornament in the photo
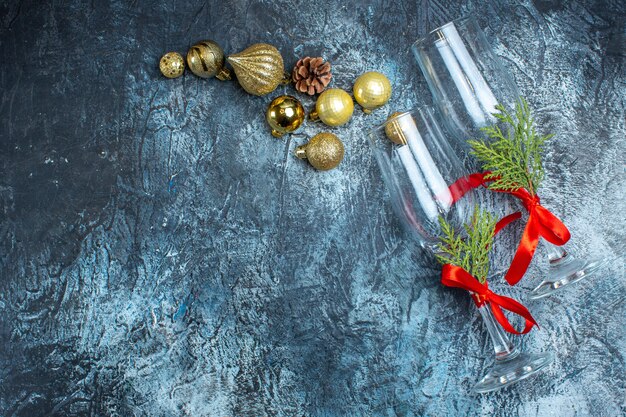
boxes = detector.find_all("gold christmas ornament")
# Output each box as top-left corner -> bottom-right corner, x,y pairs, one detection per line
353,71 -> 392,113
295,132 -> 345,171
385,112 -> 415,145
227,43 -> 286,96
159,52 -> 185,79
186,40 -> 231,80
309,88 -> 354,127
266,95 -> 305,137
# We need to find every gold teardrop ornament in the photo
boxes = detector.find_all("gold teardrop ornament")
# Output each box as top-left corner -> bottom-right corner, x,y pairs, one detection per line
295,132 -> 345,171
186,40 -> 231,80
309,88 -> 354,127
353,71 -> 392,113
384,112 -> 416,145
159,52 -> 185,79
266,95 -> 305,138
227,43 -> 286,96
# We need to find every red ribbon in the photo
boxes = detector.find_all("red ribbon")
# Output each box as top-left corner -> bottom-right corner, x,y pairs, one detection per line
442,264 -> 537,334
448,172 -> 570,285
448,172 -> 490,202
445,171 -> 522,236
496,187 -> 570,285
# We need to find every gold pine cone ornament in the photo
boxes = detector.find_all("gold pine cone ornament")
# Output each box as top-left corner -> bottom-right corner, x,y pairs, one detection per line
310,88 -> 354,127
227,43 -> 286,96
353,71 -> 392,113
295,132 -> 345,171
186,40 -> 231,80
266,95 -> 305,137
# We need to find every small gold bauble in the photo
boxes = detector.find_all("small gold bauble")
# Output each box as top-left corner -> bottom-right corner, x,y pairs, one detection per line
353,71 -> 392,113
227,43 -> 286,96
186,40 -> 231,80
295,132 -> 345,171
310,88 -> 354,127
159,52 -> 185,78
385,112 -> 415,145
266,95 -> 305,137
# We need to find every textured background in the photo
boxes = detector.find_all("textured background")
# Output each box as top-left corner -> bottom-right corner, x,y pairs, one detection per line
1,0 -> 624,416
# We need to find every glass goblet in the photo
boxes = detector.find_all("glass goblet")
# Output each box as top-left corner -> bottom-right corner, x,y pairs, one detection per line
411,15 -> 519,143
368,108 -> 553,393
412,15 -> 606,300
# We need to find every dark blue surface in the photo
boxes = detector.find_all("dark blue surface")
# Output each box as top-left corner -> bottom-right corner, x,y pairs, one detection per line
1,1 -> 624,415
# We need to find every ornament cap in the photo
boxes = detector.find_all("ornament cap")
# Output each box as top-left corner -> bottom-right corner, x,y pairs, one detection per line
309,110 -> 320,121
294,145 -> 307,159
216,67 -> 232,81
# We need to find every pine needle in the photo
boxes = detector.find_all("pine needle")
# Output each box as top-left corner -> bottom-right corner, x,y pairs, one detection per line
435,208 -> 497,284
467,98 -> 553,196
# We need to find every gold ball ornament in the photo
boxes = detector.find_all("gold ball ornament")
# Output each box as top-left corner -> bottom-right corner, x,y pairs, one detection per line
309,88 -> 354,127
160,52 -> 185,79
266,95 -> 305,138
385,111 -> 416,145
186,40 -> 231,80
353,71 -> 392,113
227,43 -> 287,96
159,52 -> 185,78
295,132 -> 345,171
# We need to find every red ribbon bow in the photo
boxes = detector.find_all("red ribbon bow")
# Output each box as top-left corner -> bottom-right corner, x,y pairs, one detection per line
442,264 -> 538,334
497,187 -> 571,285
448,172 -> 571,286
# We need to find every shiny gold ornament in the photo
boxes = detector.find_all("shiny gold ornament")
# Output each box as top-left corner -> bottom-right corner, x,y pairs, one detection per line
266,95 -> 305,137
295,132 -> 345,171
186,40 -> 231,80
227,43 -> 286,96
309,88 -> 354,127
353,71 -> 392,113
159,52 -> 185,78
384,112 -> 416,145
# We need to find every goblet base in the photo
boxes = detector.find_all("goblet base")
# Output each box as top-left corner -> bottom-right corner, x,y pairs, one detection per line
529,256 -> 607,300
473,350 -> 554,393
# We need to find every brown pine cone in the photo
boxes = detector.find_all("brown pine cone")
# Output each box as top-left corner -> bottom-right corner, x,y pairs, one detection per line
292,57 -> 332,95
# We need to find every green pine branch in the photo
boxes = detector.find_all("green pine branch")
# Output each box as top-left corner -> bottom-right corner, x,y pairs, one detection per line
467,98 -> 553,196
435,208 -> 498,284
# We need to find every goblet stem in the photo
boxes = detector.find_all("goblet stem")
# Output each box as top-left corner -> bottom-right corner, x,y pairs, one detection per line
546,242 -> 567,263
478,303 -> 516,359
473,302 -> 554,393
